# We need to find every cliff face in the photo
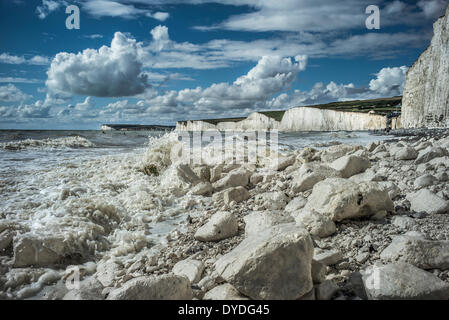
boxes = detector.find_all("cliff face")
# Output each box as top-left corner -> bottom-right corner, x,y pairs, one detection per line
279,107 -> 386,131
176,108 -> 387,132
402,5 -> 449,128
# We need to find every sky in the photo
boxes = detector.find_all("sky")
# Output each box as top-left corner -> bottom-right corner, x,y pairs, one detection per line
0,0 -> 448,129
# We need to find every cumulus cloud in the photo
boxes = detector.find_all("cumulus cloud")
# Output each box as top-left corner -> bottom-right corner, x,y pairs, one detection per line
17,101 -> 52,118
46,32 -> 149,97
74,96 -> 94,111
369,66 -> 408,96
0,106 -> 16,118
0,84 -> 31,102
144,55 -> 307,118
268,66 -> 408,109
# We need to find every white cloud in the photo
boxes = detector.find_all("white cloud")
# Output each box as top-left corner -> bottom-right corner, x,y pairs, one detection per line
0,53 -> 50,65
46,32 -> 149,97
0,84 -> 31,102
141,25 -> 429,69
369,66 -> 408,96
0,106 -> 16,118
144,55 -> 307,117
82,0 -> 169,20
418,0 -> 449,18
74,96 -> 94,111
181,0 -> 448,32
17,100 -> 52,118
82,34 -> 104,39
269,66 -> 408,108
36,0 -> 66,19
150,12 -> 170,21
0,77 -> 43,84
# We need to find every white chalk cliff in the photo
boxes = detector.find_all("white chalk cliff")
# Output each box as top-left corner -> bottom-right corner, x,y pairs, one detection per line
176,108 -> 387,132
279,107 -> 386,132
402,4 -> 449,128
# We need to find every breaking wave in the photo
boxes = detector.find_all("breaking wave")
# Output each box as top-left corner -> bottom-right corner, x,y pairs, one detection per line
0,136 -> 95,150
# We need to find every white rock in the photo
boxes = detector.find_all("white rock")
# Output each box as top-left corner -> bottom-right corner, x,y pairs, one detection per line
284,196 -> 307,213
379,181 -> 401,199
223,187 -> 250,205
366,142 -> 378,152
329,155 -> 370,178
355,252 -> 370,264
13,234 -> 83,268
203,283 -> 249,300
407,189 -> 449,214
395,147 -> 418,160
197,275 -> 218,292
362,263 -> 449,300
254,191 -> 288,210
244,211 -> 294,237
314,249 -> 343,266
391,216 -> 416,229
212,168 -> 251,191
380,235 -> 449,270
415,146 -> 449,164
292,172 -> 325,192
191,182 -> 213,196
349,168 -> 386,183
96,261 -> 122,287
298,178 -> 394,222
320,144 -> 363,162
295,210 -> 336,238
414,174 -> 437,189
296,162 -> 341,179
194,211 -> 238,242
106,274 -> 193,300
214,223 -> 314,300
172,259 -> 205,284
273,155 -> 296,171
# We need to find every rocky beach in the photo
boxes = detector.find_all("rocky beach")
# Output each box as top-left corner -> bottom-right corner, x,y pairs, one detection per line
1,128 -> 448,300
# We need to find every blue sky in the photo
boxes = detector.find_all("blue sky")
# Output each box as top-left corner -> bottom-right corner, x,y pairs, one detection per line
0,0 -> 448,129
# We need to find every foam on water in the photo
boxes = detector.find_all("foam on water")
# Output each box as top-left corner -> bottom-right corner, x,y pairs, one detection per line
0,136 -> 95,150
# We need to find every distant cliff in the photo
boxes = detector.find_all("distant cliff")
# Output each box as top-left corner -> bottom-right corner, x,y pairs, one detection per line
402,4 -> 449,128
101,124 -> 174,131
176,97 -> 401,132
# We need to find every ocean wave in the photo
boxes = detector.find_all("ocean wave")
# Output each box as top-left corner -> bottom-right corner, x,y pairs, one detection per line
0,136 -> 95,150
